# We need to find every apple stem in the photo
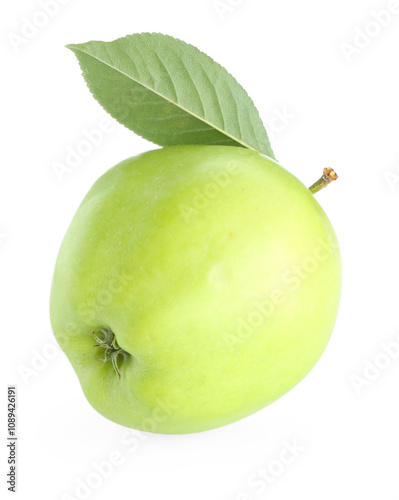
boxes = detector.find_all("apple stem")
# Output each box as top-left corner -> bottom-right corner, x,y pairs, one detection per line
309,168 -> 338,194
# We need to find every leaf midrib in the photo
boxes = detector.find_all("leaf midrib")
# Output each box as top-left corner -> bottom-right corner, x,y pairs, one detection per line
67,44 -> 262,153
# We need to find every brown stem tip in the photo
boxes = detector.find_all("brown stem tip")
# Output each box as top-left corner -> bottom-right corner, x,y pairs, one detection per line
309,168 -> 338,194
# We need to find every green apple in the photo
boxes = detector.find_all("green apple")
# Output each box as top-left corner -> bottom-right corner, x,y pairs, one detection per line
50,145 -> 341,434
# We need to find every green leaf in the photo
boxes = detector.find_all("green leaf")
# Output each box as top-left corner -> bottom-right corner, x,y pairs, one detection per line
67,33 -> 275,159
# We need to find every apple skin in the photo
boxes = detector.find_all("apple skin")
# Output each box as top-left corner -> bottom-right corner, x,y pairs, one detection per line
50,145 -> 341,434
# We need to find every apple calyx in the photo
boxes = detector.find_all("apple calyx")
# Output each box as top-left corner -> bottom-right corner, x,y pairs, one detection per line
309,168 -> 338,194
93,329 -> 129,379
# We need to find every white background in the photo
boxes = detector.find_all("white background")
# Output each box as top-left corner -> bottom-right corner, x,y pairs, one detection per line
2,0 -> 399,499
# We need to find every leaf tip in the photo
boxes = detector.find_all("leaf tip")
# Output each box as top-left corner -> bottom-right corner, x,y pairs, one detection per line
65,43 -> 79,53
